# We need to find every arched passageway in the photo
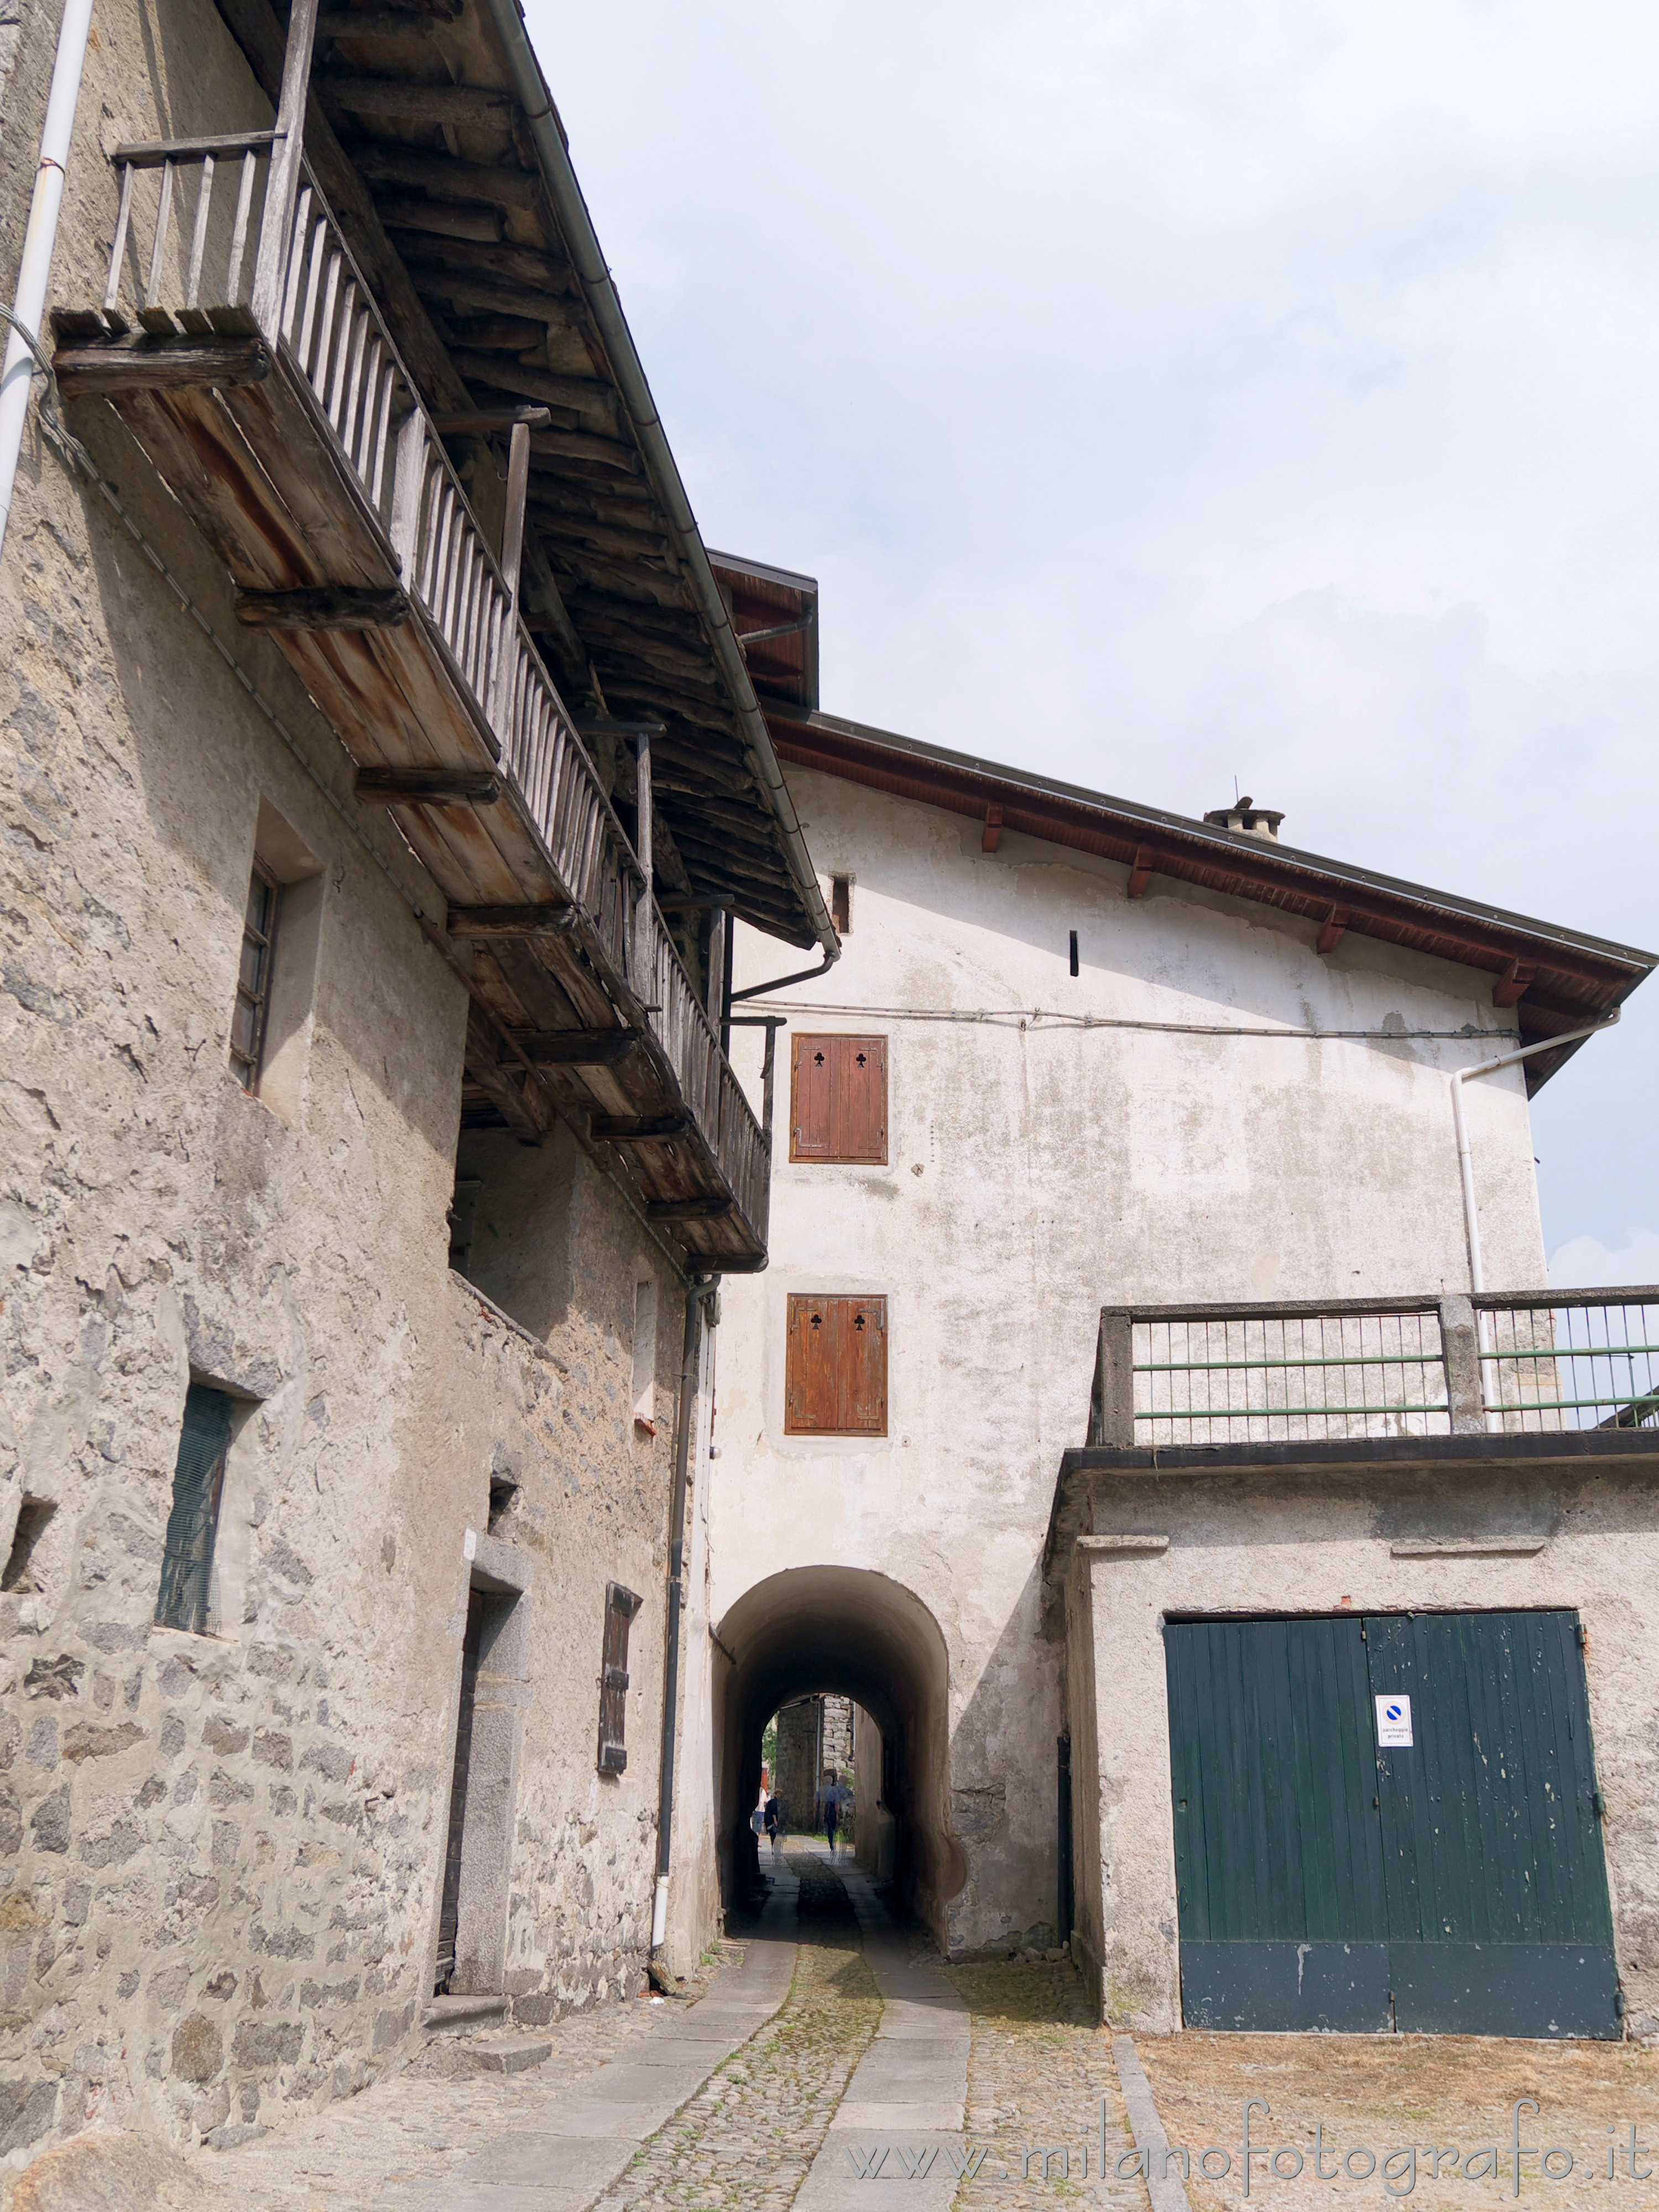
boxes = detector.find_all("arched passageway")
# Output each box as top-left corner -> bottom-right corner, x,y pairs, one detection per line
714,1566 -> 963,1945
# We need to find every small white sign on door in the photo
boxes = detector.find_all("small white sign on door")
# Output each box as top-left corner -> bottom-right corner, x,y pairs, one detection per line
1375,1694 -> 1413,1748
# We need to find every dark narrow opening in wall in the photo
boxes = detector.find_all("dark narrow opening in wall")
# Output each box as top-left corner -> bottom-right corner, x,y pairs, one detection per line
831,875 -> 852,935
1068,929 -> 1079,978
155,1384 -> 239,1635
487,1477 -> 519,1534
2,1500 -> 56,1592
436,1577 -> 526,1997
436,1588 -> 487,1994
447,1130 -> 575,1342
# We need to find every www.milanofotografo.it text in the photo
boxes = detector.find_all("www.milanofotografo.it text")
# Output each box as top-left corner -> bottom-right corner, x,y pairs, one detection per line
844,2101 -> 1659,2191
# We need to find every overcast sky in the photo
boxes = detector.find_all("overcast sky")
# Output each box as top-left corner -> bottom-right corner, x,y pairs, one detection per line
533,0 -> 1659,1277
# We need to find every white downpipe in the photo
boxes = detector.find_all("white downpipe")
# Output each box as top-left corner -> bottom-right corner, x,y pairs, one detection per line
1452,1018 -> 1611,1427
650,1873 -> 669,1950
0,0 -> 97,551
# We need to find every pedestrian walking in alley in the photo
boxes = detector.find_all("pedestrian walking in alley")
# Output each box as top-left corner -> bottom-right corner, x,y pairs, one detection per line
765,1793 -> 781,1852
822,1769 -> 848,1854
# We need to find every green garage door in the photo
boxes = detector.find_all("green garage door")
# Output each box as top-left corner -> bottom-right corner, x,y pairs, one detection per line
1166,1611 -> 1618,2038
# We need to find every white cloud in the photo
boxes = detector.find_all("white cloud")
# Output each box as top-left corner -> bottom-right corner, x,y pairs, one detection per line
534,0 -> 1659,1253
1550,1229 -> 1659,1291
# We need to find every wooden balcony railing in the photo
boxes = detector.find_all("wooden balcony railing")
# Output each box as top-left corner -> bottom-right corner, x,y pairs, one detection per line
1088,1290 -> 1659,1447
85,133 -> 769,1254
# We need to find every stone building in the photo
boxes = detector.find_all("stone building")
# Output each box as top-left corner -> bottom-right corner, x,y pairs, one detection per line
706,694 -> 1658,2027
771,1693 -> 853,1832
0,0 -> 834,2163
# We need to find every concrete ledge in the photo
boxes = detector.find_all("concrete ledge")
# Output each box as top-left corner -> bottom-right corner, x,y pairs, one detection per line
1062,1430 -> 1659,1480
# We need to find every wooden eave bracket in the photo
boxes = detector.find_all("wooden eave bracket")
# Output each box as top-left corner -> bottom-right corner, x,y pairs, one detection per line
1126,847 -> 1154,900
53,333 -> 271,396
1317,904 -> 1350,956
1493,958 -> 1537,1009
517,1027 -> 643,1067
235,585 -> 410,631
357,766 -> 500,805
447,904 -> 572,937
982,804 -> 1003,854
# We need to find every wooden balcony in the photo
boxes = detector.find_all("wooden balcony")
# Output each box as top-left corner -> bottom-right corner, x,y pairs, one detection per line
54,129 -> 770,1265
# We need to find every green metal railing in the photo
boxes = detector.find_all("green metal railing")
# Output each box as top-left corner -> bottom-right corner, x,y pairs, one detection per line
1089,1290 -> 1659,1446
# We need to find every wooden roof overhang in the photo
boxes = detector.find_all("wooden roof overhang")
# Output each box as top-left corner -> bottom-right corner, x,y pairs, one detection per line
709,550 -> 819,721
207,0 -> 834,961
764,707 -> 1656,1092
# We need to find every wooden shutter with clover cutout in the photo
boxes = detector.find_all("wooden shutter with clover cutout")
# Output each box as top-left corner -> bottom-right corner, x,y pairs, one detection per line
790,1035 -> 888,1164
785,1294 -> 888,1435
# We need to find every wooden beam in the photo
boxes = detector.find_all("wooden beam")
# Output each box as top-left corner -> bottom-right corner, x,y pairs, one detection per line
349,140 -> 542,210
429,406 -> 551,434
1493,959 -> 1537,1009
518,1028 -> 643,1066
1126,846 -> 1154,900
500,419 -> 530,612
447,904 -> 570,937
320,75 -> 516,122
356,766 -> 500,804
589,1114 -> 690,1143
54,336 -> 270,396
646,1196 -> 733,1222
376,196 -> 502,243
1317,905 -> 1350,956
982,804 -> 1003,854
235,584 -> 408,629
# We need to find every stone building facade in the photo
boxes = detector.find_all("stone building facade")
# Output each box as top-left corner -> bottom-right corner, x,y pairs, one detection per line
0,0 -> 830,2166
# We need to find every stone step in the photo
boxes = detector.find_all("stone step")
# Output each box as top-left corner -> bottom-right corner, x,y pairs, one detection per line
421,1993 -> 509,2035
467,2033 -> 554,2074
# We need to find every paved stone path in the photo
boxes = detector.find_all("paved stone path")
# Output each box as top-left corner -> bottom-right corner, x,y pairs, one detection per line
191,1843 -> 1154,2212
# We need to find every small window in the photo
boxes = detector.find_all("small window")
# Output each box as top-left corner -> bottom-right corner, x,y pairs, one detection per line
230,860 -> 281,1091
784,1294 -> 888,1436
598,1582 -> 643,1773
831,874 -> 852,935
155,1385 -> 236,1634
632,1277 -> 658,1433
2,1499 -> 56,1592
790,1035 -> 887,1165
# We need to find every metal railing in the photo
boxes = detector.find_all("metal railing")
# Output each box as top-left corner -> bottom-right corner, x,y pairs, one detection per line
1480,1293 -> 1659,1436
97,138 -> 769,1241
1091,1290 -> 1659,1447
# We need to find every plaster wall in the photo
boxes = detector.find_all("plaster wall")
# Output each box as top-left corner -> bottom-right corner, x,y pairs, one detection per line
713,766 -> 1551,1958
0,0 -> 704,2157
1068,1458 -> 1659,2036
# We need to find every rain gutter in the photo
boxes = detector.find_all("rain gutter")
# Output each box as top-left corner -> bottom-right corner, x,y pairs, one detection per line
479,0 -> 839,964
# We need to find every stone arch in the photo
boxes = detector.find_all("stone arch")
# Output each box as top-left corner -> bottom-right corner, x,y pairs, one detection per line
715,1565 -> 964,1943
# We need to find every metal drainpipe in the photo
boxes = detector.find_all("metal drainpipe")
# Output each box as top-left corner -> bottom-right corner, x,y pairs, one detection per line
650,1274 -> 720,1960
1451,1016 -> 1614,1427
0,0 -> 98,550
478,0 -> 839,970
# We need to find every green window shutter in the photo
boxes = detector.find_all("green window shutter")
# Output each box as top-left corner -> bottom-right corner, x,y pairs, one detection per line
155,1385 -> 234,1634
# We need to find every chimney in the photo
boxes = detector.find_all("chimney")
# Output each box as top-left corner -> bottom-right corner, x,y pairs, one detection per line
1203,795 -> 1284,842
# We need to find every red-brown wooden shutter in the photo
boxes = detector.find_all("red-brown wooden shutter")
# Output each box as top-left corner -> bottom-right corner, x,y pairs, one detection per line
791,1035 -> 835,1160
785,1294 -> 888,1436
597,1582 -> 641,1773
790,1036 -> 887,1164
833,1039 -> 886,1163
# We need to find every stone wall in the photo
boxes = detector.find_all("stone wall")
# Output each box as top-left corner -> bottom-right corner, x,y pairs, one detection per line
0,0 -> 711,2157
